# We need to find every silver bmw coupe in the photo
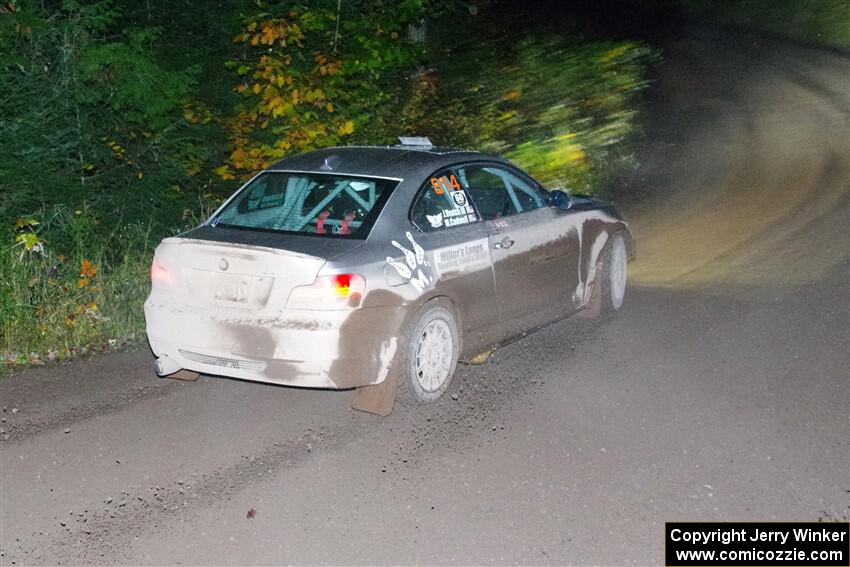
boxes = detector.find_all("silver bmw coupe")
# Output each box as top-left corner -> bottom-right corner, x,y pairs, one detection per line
144,138 -> 634,411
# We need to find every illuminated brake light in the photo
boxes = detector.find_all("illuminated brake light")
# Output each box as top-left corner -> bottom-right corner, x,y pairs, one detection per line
333,273 -> 354,297
150,258 -> 175,287
287,274 -> 365,310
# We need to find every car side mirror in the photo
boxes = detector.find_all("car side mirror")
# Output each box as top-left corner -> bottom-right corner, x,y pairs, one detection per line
550,189 -> 574,210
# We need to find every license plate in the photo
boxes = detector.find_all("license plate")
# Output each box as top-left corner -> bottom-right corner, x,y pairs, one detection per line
213,277 -> 250,303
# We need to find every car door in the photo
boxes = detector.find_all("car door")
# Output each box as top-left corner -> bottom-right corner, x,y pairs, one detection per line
457,163 -> 579,340
406,167 -> 499,354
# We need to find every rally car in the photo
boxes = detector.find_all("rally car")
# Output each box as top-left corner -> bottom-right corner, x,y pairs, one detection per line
144,138 -> 633,412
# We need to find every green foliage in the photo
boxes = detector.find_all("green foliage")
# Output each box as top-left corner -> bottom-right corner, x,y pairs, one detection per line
0,0 -> 217,228
398,33 -> 659,193
76,34 -> 198,125
217,0 -> 430,178
1,0 -> 658,366
1,206 -> 157,366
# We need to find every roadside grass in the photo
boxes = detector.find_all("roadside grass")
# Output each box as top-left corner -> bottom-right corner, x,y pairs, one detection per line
1,207 -> 160,371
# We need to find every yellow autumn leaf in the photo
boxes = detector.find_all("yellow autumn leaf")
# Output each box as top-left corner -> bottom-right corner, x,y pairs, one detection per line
213,165 -> 235,180
568,147 -> 587,162
14,218 -> 39,229
326,102 -> 334,113
339,120 -> 354,135
15,232 -> 39,250
80,259 -> 98,279
261,23 -> 277,45
268,96 -> 284,109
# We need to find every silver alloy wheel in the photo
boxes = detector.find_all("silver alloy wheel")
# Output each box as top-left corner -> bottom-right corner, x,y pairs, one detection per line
413,318 -> 453,393
609,235 -> 627,310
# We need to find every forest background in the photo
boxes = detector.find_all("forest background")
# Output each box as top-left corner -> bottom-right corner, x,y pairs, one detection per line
1,0 -> 845,366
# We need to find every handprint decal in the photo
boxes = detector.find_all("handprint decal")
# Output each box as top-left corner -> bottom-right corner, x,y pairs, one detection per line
386,231 -> 432,292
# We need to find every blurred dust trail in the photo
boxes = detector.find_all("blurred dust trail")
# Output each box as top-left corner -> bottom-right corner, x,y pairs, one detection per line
626,30 -> 850,298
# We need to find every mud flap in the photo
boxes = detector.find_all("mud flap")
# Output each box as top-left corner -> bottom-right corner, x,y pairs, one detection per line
164,370 -> 200,381
350,372 -> 397,416
577,291 -> 601,319
577,269 -> 603,319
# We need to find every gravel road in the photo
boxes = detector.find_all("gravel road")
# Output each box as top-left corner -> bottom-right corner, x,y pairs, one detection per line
1,25 -> 848,566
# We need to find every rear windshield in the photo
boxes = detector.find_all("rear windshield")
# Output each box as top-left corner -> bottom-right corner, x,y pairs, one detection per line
210,172 -> 398,239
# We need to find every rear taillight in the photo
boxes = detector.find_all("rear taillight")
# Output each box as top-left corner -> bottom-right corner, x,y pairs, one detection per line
150,258 -> 175,287
286,274 -> 365,310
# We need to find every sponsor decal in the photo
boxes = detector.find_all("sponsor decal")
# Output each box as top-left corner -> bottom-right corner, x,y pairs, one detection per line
445,216 -> 470,227
433,238 -> 490,276
426,212 -> 444,228
490,219 -> 510,232
423,199 -> 478,230
386,231 -> 432,292
451,190 -> 468,207
440,203 -> 477,227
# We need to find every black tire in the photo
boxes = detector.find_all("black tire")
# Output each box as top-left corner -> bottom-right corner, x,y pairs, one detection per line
585,233 -> 628,317
398,300 -> 460,403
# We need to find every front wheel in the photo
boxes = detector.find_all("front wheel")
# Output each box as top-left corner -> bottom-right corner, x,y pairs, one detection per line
583,233 -> 628,318
400,302 -> 459,403
601,233 -> 628,312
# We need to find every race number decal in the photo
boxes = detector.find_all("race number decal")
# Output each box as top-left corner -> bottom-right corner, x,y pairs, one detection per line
431,174 -> 462,195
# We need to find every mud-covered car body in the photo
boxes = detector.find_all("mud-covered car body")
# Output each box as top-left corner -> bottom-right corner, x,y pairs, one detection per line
144,144 -> 633,390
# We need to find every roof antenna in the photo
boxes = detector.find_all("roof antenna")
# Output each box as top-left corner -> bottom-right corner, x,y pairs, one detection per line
320,155 -> 341,171
397,136 -> 433,147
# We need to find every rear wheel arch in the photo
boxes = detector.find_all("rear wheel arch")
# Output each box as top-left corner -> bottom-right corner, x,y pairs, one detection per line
398,295 -> 462,403
412,294 -> 464,354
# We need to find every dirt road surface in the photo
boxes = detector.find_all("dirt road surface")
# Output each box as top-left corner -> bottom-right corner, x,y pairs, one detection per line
1,27 -> 848,565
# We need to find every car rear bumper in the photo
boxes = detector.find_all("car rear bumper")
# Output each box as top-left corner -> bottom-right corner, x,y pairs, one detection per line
144,299 -> 406,389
